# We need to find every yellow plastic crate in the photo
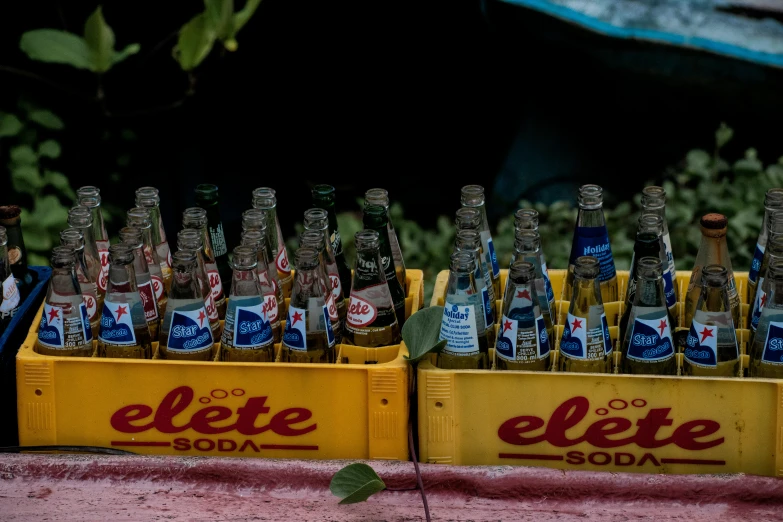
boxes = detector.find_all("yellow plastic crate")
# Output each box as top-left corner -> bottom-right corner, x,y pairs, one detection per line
16,270 -> 425,461
420,269 -> 783,476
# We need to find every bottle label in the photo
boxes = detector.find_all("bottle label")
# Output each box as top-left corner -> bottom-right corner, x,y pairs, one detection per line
138,281 -> 159,321
487,237 -> 500,277
323,304 -> 335,347
231,305 -> 273,348
38,303 -> 92,349
749,242 -> 765,284
151,275 -> 165,301
210,223 -> 228,258
348,295 -> 378,327
684,317 -> 725,368
205,290 -> 219,322
439,301 -> 479,356
751,278 -> 766,331
662,232 -> 676,277
560,312 -> 609,360
99,302 -> 137,346
541,261 -> 555,304
481,286 -> 493,328
98,249 -> 110,292
761,321 -> 783,365
602,314 -> 612,354
626,314 -> 674,362
283,306 -> 307,351
83,292 -> 98,322
509,287 -> 534,311
81,302 -> 93,342
329,272 -> 342,299
662,268 -> 677,308
276,247 -> 291,274
263,293 -> 279,323
537,315 -> 551,359
207,267 -> 224,301
571,226 -> 616,282
166,308 -> 213,352
330,230 -> 343,257
496,313 -> 549,362
0,274 -> 20,318
325,292 -> 339,321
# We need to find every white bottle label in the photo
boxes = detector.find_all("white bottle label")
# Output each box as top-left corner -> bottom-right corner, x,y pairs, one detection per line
0,274 -> 20,316
207,268 -> 223,300
439,301 -> 479,356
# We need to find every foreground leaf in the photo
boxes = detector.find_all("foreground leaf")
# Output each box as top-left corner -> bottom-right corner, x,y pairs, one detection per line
329,463 -> 386,505
175,13 -> 217,71
20,30 -> 94,70
0,113 -> 23,137
402,305 -> 446,363
84,6 -> 115,72
28,110 -> 64,130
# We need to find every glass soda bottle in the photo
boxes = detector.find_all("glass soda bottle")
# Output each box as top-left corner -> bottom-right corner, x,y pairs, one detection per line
35,246 -> 93,357
67,205 -> 106,309
176,229 -> 222,342
281,246 -> 336,363
97,244 -> 153,359
194,184 -> 232,286
437,250 -> 489,370
641,186 -> 678,303
344,230 -> 401,347
0,226 -> 21,328
220,246 -> 275,362
299,229 -> 343,343
620,256 -> 677,375
509,229 -> 555,340
119,226 -> 161,341
749,258 -> 783,378
364,188 -> 407,294
183,207 -> 227,320
747,211 -> 783,343
126,207 -> 169,322
159,250 -> 215,361
311,184 -> 353,297
747,188 -> 783,303
242,208 -> 287,321
240,228 -> 282,343
683,214 -> 740,338
364,204 -> 407,330
558,256 -> 612,373
59,228 -> 100,334
564,184 -> 618,305
253,188 -> 293,299
682,265 -> 740,377
460,185 -> 501,303
0,204 -> 33,293
76,187 -> 110,298
496,260 -> 552,371
454,228 -> 495,348
455,206 -> 495,305
135,187 -> 173,294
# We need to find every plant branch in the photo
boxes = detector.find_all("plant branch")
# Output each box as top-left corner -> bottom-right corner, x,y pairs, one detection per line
407,371 -> 431,522
137,30 -> 179,68
0,65 -> 91,101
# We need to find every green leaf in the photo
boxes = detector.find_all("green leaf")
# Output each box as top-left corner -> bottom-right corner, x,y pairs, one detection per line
11,165 -> 43,195
233,0 -> 262,34
84,6 -> 115,72
175,13 -> 217,71
402,305 -> 446,363
0,113 -> 23,137
19,30 -> 94,70
329,463 -> 386,505
205,0 -> 235,40
715,122 -> 734,149
38,140 -> 61,158
32,194 -> 70,229
111,43 -> 140,65
10,145 -> 37,165
42,170 -> 75,201
28,110 -> 64,130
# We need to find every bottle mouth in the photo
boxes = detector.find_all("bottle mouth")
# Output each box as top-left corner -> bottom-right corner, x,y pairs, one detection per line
240,229 -> 266,250
67,206 -> 93,227
514,209 -> 539,229
638,213 -> 663,234
578,185 -> 604,209
231,245 -> 258,270
242,209 -> 269,231
355,229 -> 380,250
127,207 -> 152,228
454,207 -> 481,229
701,264 -> 728,287
636,256 -> 663,279
51,246 -> 76,266
177,229 -> 203,251
460,185 -> 485,207
252,196 -> 277,211
364,188 -> 390,208
108,243 -> 134,264
574,255 -> 600,279
59,228 -> 84,249
449,250 -> 476,272
118,227 -> 144,248
299,230 -> 324,250
508,259 -> 535,281
514,229 -> 540,250
641,186 -> 666,209
294,246 -> 320,270
0,205 -> 22,220
455,229 -> 481,251
182,207 -> 208,228
311,185 -> 336,198
172,249 -> 198,270
700,213 -> 727,230
765,188 -> 783,209
252,187 -> 276,199
303,208 -> 329,230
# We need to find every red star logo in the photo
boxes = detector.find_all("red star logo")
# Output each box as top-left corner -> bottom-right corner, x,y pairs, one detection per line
503,319 -> 513,333
760,293 -> 767,309
197,310 -> 206,327
47,307 -> 59,323
292,311 -> 303,326
699,326 -> 714,344
516,289 -> 531,300
657,319 -> 668,337
571,318 -> 583,331
115,305 -> 128,321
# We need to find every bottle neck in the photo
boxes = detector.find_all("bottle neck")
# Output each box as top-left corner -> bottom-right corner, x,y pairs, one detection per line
230,267 -> 260,298
641,206 -> 669,234
0,244 -> 10,281
294,265 -> 326,298
446,269 -> 476,296
698,284 -> 731,313
170,267 -> 201,300
633,276 -> 665,307
696,229 -> 730,267
571,277 -> 602,309
107,263 -> 138,294
354,247 -> 385,284
129,245 -> 150,277
50,265 -> 80,297
0,217 -> 28,271
577,207 -> 607,227
87,206 -> 107,241
72,223 -> 100,259
146,205 -> 164,244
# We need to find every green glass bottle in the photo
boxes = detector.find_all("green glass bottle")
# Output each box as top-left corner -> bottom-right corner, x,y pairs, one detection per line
194,184 -> 232,288
311,185 -> 353,297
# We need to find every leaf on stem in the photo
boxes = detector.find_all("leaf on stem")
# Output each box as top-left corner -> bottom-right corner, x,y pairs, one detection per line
402,305 -> 446,364
175,13 -> 217,71
0,113 -> 23,137
28,110 -> 64,130
19,30 -> 94,70
329,463 -> 386,505
84,6 -> 115,72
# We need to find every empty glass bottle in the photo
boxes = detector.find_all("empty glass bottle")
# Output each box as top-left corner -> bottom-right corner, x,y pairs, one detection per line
159,250 -> 215,361
311,184 -> 352,297
177,229 -> 222,342
641,186 -> 678,304
461,185 -> 501,302
364,188 -> 407,294
254,188 -> 293,299
97,244 -> 153,359
747,188 -> 783,303
59,228 -> 100,334
299,229 -> 342,343
281,246 -> 336,363
496,260 -> 551,371
195,184 -> 232,286
127,207 -> 169,320
749,258 -> 783,378
68,206 -> 106,304
0,205 -> 33,293
242,208 -> 286,321
35,246 -> 93,357
344,230 -> 401,347
508,229 -> 555,341
183,207 -> 227,320
135,187 -> 173,294
454,228 -> 496,348
0,226 -> 20,329
240,228 -> 282,343
620,256 -> 677,375
77,187 -> 110,296
221,246 -> 275,362
682,265 -> 740,377
364,204 -> 407,330
559,256 -> 612,373
119,226 -> 161,341
437,250 -> 489,369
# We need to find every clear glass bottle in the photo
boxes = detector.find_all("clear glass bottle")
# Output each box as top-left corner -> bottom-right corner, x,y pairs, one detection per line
454,228 -> 496,348
619,256 -> 677,375
67,206 -> 106,307
0,205 -> 33,293
559,256 -> 612,373
59,228 -> 100,334
311,184 -> 352,298
97,244 -> 153,359
35,246 -> 93,357
682,265 -> 740,377
299,229 -> 343,344
496,260 -> 551,371
159,250 -> 215,361
749,258 -> 783,378
242,208 -> 286,321
640,186 -> 678,303
253,188 -> 293,299
364,204 -> 407,330
0,226 -> 21,329
455,206 -> 495,305
747,188 -> 783,303
437,250 -> 489,370
508,229 -> 555,342
76,187 -> 110,296
364,188 -> 407,294
221,246 -> 275,362
176,229 -> 222,342
119,226 -> 161,341
240,228 -> 282,343
564,184 -> 618,304
281,246 -> 336,363
126,207 -> 169,321
683,214 -> 740,339
461,185 -> 501,302
747,210 -> 783,341
182,207 -> 227,320
344,230 -> 401,347
135,187 -> 173,294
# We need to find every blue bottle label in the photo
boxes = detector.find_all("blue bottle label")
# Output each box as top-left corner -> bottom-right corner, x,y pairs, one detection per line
663,269 -> 677,308
487,237 -> 500,277
762,321 -> 783,365
323,304 -> 335,347
536,315 -> 550,358
750,278 -> 766,331
38,303 -> 94,349
602,313 -> 612,355
748,243 -> 765,284
440,301 -> 479,356
541,261 -> 555,304
496,313 -> 548,361
80,302 -> 93,343
571,226 -> 616,282
481,286 -> 493,328
166,308 -> 213,352
495,315 -> 517,361
233,305 -> 273,348
559,313 -> 587,359
283,306 -> 307,351
38,304 -> 64,348
684,318 -> 718,368
99,302 -> 137,346
626,314 -> 674,362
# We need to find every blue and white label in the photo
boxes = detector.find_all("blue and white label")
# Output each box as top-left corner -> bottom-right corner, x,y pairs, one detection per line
626,314 -> 674,362
762,321 -> 783,364
751,278 -> 766,331
662,232 -> 676,278
495,314 -> 518,360
509,286 -> 534,312
571,226 -> 616,282
166,307 -> 213,352
663,268 -> 677,308
283,305 -> 307,351
487,237 -> 500,277
602,313 -> 612,355
496,313 -> 548,362
323,304 -> 335,347
560,313 -> 587,360
38,304 -> 64,348
684,318 -> 718,368
439,301 -> 479,356
481,286 -> 493,329
233,305 -> 273,348
536,315 -> 550,358
99,302 -> 137,346
541,261 -> 555,304
748,243 -> 765,284
80,302 -> 93,343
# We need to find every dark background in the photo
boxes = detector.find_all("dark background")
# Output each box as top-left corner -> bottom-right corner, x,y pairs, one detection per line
2,0 -> 782,244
